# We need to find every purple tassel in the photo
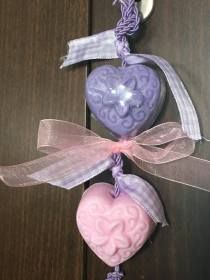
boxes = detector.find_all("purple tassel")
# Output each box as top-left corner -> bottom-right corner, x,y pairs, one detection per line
106,265 -> 124,280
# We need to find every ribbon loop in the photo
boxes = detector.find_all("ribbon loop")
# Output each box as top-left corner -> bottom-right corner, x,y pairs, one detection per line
134,122 -> 186,146
37,119 -> 101,153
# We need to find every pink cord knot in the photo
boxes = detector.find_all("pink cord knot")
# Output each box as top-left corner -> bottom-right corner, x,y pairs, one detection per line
111,140 -> 134,154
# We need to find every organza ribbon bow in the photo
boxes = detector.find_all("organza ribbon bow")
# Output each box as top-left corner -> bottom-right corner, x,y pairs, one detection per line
0,119 -> 210,192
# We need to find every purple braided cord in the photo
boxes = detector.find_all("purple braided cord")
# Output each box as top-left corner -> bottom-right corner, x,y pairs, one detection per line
109,155 -> 124,279
111,153 -> 124,198
113,0 -> 141,59
106,3 -> 140,279
106,265 -> 124,280
105,157 -> 124,280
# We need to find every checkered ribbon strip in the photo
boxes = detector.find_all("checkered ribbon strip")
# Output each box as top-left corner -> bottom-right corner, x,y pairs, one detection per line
47,157 -> 114,189
124,54 -> 201,140
60,30 -> 201,140
118,174 -> 168,226
60,30 -> 118,68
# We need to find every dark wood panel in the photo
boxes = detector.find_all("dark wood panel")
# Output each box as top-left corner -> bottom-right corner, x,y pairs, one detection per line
88,0 -> 210,279
0,1 -> 88,279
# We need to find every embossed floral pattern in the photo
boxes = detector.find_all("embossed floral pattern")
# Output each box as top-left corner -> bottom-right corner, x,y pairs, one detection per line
86,64 -> 165,137
77,183 -> 156,266
93,218 -> 131,256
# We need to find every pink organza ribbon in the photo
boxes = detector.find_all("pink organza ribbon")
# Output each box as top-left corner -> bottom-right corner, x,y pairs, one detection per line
0,119 -> 210,192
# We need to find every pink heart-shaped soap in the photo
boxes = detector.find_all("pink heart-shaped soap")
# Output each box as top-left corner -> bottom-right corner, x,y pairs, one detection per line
76,183 -> 156,267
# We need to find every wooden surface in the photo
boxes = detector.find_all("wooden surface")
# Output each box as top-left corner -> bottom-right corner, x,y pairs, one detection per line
0,0 -> 88,279
0,0 -> 210,279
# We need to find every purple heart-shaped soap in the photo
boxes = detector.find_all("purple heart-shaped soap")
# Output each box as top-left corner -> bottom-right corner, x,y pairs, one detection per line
86,64 -> 165,138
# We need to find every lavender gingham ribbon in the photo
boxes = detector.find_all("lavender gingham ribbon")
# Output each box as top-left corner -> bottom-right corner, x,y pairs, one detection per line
60,0 -> 140,67
111,161 -> 168,226
60,30 -> 118,68
48,157 -> 114,189
124,54 -> 201,140
118,174 -> 168,226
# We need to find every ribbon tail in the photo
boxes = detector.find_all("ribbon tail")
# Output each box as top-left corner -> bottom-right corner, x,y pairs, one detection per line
46,157 -> 114,189
0,152 -> 64,187
0,143 -> 114,189
130,155 -> 210,193
124,54 -> 201,141
118,174 -> 168,226
60,30 -> 118,68
131,135 -> 195,164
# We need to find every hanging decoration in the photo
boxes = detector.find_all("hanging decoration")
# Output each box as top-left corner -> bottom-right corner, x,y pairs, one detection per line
0,1 -> 210,279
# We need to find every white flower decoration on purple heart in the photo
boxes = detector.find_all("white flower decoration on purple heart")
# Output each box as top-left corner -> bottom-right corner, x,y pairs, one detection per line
102,76 -> 145,118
